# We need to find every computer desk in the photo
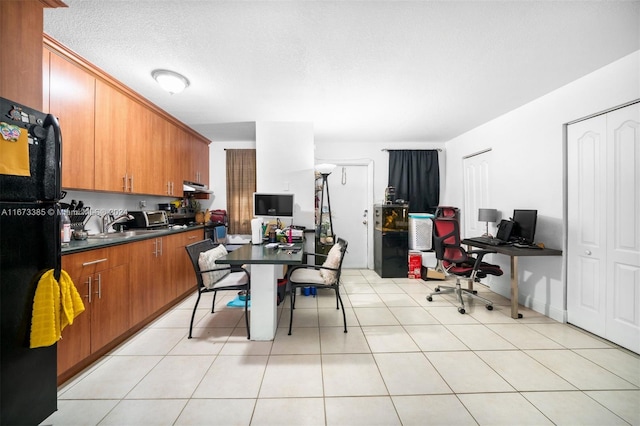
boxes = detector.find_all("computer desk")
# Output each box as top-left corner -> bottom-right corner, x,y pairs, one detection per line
216,243 -> 304,340
462,239 -> 562,319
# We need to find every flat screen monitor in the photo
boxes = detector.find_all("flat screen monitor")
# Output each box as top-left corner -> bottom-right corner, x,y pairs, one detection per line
512,209 -> 537,244
253,193 -> 294,218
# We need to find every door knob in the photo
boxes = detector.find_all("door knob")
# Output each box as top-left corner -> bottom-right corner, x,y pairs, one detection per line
585,250 -> 592,255
362,220 -> 368,225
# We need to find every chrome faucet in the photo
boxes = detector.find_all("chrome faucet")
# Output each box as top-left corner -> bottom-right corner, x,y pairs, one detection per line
102,214 -> 134,233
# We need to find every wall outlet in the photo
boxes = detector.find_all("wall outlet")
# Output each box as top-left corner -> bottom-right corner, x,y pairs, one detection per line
139,200 -> 146,208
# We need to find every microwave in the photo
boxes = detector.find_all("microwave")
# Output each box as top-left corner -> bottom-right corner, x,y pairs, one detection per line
127,211 -> 169,229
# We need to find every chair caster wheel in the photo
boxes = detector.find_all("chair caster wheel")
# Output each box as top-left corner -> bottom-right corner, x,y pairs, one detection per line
435,287 -> 441,292
458,307 -> 465,314
486,305 -> 493,310
427,296 -> 433,302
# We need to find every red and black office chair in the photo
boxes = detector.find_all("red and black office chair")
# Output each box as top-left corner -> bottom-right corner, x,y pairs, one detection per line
426,217 -> 502,314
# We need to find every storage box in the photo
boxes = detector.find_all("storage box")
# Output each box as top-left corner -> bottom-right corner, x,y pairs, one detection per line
422,266 -> 446,280
408,251 -> 422,279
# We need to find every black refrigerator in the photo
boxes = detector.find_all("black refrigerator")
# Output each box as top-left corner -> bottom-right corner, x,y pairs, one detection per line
0,96 -> 62,424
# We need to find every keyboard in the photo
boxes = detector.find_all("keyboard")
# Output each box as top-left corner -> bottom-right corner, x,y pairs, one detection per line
466,236 -> 508,246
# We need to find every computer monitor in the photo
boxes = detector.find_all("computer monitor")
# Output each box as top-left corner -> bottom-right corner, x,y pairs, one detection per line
512,209 -> 537,244
253,193 -> 294,218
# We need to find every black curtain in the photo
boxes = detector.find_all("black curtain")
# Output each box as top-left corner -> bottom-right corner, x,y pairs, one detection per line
388,150 -> 440,213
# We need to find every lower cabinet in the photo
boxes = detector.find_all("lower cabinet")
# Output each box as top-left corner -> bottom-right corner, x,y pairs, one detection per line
58,245 -> 130,378
128,237 -> 171,326
58,228 -> 205,382
168,229 -> 202,298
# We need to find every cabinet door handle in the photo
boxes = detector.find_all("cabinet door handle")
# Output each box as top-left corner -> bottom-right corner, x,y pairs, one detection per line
82,258 -> 107,266
123,174 -> 128,192
171,181 -> 174,195
95,273 -> 102,299
153,239 -> 157,256
188,235 -> 197,240
129,175 -> 134,192
158,238 -> 163,256
86,276 -> 92,303
167,181 -> 171,195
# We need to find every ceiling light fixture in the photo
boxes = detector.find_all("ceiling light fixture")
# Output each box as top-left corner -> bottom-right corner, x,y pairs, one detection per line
151,69 -> 190,94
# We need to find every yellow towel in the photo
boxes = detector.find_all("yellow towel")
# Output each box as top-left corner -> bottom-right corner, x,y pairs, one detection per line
30,269 -> 85,348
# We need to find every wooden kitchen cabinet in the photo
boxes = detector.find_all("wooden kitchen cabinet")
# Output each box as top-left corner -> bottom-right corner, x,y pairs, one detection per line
191,139 -> 210,185
58,245 -> 130,378
46,48 -> 96,190
94,80 -> 130,193
43,35 -> 211,196
167,229 -> 203,298
128,236 -> 173,326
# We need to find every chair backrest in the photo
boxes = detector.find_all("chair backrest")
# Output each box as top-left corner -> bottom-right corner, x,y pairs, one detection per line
185,239 -> 217,290
333,238 -> 349,284
431,217 -> 467,264
435,206 -> 460,221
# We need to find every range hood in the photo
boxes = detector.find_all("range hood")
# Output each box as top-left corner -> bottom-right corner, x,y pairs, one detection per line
183,181 -> 213,194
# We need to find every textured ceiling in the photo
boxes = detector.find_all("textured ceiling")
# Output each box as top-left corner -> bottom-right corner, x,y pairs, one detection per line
44,1 -> 640,143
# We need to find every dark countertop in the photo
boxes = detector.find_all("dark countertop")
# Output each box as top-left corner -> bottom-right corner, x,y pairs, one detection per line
62,225 -> 205,255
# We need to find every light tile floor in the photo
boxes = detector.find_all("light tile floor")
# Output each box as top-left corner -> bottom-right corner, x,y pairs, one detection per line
42,270 -> 640,426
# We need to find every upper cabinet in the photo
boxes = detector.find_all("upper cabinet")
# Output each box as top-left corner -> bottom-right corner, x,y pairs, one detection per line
42,35 -> 210,196
45,48 -> 96,190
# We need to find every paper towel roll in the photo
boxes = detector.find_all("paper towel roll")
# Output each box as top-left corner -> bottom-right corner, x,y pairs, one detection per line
251,218 -> 263,245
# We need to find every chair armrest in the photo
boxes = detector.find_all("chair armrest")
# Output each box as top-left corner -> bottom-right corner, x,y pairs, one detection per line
301,251 -> 328,264
199,266 -> 232,274
286,263 -> 338,276
469,249 -> 496,269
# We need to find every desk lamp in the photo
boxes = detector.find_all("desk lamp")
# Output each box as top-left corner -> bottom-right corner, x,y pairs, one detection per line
478,208 -> 498,237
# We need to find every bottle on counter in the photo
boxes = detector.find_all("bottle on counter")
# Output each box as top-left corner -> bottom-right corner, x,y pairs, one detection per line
61,209 -> 71,247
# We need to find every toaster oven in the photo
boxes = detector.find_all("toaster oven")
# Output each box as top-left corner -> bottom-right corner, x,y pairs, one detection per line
127,211 -> 169,229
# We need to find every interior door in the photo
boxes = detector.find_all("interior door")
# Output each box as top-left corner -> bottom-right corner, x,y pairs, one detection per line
567,102 -> 640,353
604,104 -> 640,351
567,114 -> 608,335
328,164 -> 369,269
462,150 -> 492,239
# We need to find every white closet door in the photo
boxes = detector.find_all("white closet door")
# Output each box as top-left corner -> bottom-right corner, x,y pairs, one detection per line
567,115 -> 608,335
463,150 -> 492,239
604,104 -> 640,351
567,102 -> 640,353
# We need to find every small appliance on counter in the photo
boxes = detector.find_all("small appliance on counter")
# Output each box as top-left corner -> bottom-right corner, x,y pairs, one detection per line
126,210 -> 169,229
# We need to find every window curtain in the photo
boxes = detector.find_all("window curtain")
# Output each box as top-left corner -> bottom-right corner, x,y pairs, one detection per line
388,150 -> 440,213
226,149 -> 256,234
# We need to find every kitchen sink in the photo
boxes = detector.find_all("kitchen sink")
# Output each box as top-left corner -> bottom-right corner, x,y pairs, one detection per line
87,229 -> 163,239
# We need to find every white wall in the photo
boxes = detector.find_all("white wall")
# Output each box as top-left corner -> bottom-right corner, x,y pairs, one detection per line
314,141 -> 446,205
442,50 -> 640,321
255,122 -> 315,228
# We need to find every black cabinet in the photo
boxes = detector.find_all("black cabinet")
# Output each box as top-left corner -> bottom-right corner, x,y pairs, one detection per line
374,204 -> 409,278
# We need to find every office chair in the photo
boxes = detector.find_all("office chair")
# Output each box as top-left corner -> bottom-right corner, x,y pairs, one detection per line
426,217 -> 502,314
185,239 -> 251,339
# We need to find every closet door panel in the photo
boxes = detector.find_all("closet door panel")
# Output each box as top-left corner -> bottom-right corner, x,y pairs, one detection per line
605,103 -> 640,352
567,115 -> 607,335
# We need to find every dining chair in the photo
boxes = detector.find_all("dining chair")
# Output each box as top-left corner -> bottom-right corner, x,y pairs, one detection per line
185,239 -> 251,339
286,238 -> 348,335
